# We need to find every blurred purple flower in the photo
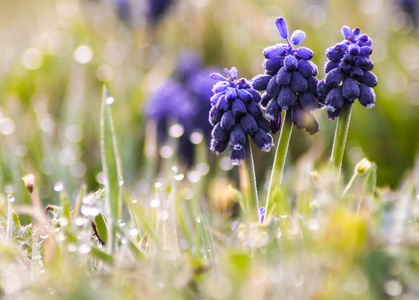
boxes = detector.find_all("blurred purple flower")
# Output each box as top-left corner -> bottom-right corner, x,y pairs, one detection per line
145,0 -> 173,25
145,79 -> 194,122
145,50 -> 215,166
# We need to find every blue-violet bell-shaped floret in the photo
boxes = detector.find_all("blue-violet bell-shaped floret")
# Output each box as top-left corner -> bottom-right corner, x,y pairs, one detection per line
209,67 -> 274,165
318,26 -> 377,119
251,17 -> 321,135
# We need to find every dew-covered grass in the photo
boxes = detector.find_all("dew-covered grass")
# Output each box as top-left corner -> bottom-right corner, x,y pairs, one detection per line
1,0 -> 419,299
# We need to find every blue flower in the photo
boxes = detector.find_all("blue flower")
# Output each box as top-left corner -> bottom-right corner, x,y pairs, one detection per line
145,50 -> 214,166
251,17 -> 321,135
209,68 -> 274,165
145,0 -> 173,25
318,26 -> 377,119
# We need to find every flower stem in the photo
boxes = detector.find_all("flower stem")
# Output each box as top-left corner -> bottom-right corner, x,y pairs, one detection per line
265,110 -> 293,221
330,101 -> 352,177
240,138 -> 259,222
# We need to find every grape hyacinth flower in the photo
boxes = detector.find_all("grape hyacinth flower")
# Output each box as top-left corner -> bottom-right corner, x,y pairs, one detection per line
322,26 -> 378,176
319,26 -> 377,119
209,67 -> 274,165
145,50 -> 214,167
145,0 -> 173,25
251,17 -> 322,135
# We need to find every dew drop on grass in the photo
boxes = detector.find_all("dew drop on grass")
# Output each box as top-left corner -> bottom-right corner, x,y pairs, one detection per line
158,210 -> 169,220
67,243 -> 77,252
106,96 -> 115,105
169,124 -> 184,138
172,166 -> 184,181
58,217 -> 69,227
309,200 -> 320,209
74,216 -> 87,227
53,182 -> 64,192
7,195 -> 15,203
384,280 -> 402,297
78,243 -> 91,254
57,231 -> 66,241
307,219 -> 320,231
190,130 -> 203,144
196,217 -> 202,223
39,225 -> 49,239
118,173 -> 124,186
130,198 -> 138,204
81,205 -> 100,217
150,198 -> 160,208
118,219 -> 126,227
128,227 -> 139,238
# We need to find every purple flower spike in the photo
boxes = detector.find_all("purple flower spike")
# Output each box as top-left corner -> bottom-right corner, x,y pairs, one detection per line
320,26 -> 377,118
252,16 -> 321,135
275,17 -> 289,39
209,67 -> 273,165
341,26 -> 354,40
291,30 -> 306,45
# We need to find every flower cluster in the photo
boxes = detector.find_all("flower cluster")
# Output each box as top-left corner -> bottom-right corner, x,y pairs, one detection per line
209,67 -> 273,165
145,50 -> 214,166
318,26 -> 377,119
251,17 -> 321,135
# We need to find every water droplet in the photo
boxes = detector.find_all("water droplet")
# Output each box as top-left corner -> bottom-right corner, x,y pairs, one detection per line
160,145 -> 173,158
130,198 -> 138,204
183,188 -> 194,200
309,200 -> 320,210
154,181 -> 162,189
81,205 -> 100,217
128,227 -> 139,238
5,185 -> 14,194
187,171 -> 200,183
78,243 -> 91,254
118,219 -> 126,227
106,96 -> 114,105
169,124 -> 184,138
280,214 -> 288,219
196,163 -> 209,175
7,195 -> 15,203
150,198 -> 160,208
172,166 -> 184,181
67,243 -> 77,252
190,130 -> 203,144
384,280 -> 402,297
307,219 -> 320,231
57,231 -> 66,241
118,174 -> 124,186
58,217 -> 69,227
82,194 -> 93,204
196,217 -> 202,223
53,182 -> 64,192
39,225 -> 49,239
74,217 -> 87,227
157,210 -> 169,220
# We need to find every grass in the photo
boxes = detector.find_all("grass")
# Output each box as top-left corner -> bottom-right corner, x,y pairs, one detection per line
0,0 -> 419,299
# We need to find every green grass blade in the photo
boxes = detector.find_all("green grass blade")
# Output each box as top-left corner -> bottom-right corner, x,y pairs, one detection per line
100,86 -> 122,253
94,213 -> 108,245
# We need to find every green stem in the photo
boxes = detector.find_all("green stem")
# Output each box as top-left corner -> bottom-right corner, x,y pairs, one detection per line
330,101 -> 352,177
265,110 -> 293,221
241,138 -> 259,222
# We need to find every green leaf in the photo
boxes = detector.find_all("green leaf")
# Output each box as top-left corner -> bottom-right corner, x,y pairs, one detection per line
60,190 -> 72,223
100,86 -> 122,252
94,213 -> 108,245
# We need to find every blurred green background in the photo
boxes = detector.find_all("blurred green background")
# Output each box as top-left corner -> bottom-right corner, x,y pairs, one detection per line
0,0 -> 418,207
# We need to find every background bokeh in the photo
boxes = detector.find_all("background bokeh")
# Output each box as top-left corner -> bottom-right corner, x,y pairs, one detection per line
0,0 -> 418,207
